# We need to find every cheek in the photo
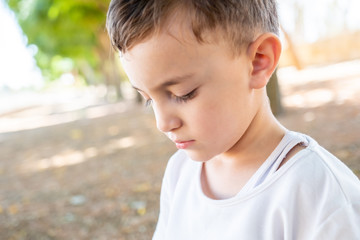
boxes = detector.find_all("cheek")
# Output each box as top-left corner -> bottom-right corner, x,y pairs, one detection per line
190,100 -> 227,136
199,97 -> 250,138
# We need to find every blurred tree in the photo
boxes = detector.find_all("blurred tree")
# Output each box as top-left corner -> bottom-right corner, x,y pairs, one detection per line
6,0 -> 123,99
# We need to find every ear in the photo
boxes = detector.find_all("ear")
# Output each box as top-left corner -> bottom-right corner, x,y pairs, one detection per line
247,33 -> 282,89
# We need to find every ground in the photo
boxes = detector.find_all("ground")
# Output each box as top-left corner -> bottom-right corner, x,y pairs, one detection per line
0,62 -> 359,239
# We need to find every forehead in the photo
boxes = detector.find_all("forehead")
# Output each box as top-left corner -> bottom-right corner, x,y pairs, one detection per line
120,25 -> 224,90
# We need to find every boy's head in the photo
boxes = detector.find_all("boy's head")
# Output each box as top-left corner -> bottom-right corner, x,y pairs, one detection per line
106,0 -> 279,54
106,0 -> 283,162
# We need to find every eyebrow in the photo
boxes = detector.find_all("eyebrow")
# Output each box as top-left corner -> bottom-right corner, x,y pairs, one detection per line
132,73 -> 194,92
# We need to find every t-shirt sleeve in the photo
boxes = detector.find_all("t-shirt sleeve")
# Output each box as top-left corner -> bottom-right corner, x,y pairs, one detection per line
152,151 -> 185,240
311,203 -> 360,240
152,173 -> 170,240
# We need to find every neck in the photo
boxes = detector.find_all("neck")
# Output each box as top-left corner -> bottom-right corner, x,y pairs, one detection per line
212,92 -> 286,168
201,91 -> 286,200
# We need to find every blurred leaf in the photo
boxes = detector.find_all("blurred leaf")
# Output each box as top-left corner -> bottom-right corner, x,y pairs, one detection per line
6,0 -> 113,82
8,204 -> 19,215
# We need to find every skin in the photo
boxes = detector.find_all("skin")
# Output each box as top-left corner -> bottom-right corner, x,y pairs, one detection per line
120,19 -> 298,199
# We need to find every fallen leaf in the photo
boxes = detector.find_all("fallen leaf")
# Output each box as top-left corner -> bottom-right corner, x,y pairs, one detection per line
8,204 -> 19,215
130,201 -> 147,216
104,187 -> 117,198
137,207 -> 146,216
133,183 -> 151,193
70,129 -> 83,140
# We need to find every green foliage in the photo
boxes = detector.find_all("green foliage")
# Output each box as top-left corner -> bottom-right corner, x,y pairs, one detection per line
7,0 -> 111,82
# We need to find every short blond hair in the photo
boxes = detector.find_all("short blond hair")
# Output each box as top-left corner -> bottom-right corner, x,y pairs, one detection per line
106,0 -> 279,53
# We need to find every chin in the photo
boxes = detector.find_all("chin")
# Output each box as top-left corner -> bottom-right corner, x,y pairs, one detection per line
185,150 -> 214,163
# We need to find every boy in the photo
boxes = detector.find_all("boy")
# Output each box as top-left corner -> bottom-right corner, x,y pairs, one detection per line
106,0 -> 360,239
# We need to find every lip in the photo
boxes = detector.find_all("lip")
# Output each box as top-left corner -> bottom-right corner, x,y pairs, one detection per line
174,140 -> 195,149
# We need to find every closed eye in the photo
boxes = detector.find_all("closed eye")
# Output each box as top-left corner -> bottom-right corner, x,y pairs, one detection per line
173,88 -> 197,103
142,88 -> 197,107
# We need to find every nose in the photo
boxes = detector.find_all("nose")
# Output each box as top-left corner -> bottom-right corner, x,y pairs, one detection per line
153,102 -> 182,133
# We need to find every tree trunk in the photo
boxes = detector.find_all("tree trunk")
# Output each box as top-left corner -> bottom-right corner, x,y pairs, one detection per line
97,31 -> 124,101
136,92 -> 143,104
281,25 -> 303,70
78,60 -> 97,85
266,69 -> 283,116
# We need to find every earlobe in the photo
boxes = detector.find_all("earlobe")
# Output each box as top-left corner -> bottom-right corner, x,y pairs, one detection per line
247,33 -> 282,89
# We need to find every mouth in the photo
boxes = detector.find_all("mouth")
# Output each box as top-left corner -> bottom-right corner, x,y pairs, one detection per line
174,140 -> 195,149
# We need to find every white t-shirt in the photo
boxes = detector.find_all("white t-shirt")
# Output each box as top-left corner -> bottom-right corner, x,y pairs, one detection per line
153,131 -> 360,240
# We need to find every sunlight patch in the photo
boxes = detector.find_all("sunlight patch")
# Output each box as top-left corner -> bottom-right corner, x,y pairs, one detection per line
102,136 -> 136,155
20,148 -> 99,173
284,89 -> 335,108
36,151 -> 86,170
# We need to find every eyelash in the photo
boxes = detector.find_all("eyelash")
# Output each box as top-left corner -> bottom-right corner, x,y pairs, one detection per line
145,99 -> 152,107
173,89 -> 197,103
144,89 -> 197,107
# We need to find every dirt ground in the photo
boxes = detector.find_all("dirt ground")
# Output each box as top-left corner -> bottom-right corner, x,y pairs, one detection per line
0,63 -> 359,239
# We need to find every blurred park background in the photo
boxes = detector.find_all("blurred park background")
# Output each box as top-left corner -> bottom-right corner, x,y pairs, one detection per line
0,0 -> 359,239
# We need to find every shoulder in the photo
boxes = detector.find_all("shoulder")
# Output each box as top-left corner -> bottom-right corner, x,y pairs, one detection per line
279,133 -> 360,205
270,134 -> 360,235
312,201 -> 360,239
